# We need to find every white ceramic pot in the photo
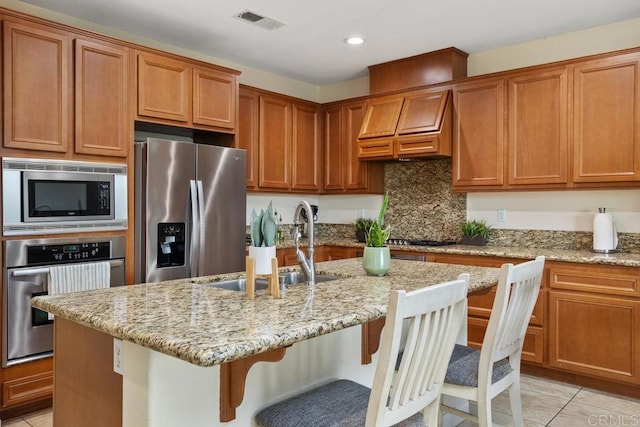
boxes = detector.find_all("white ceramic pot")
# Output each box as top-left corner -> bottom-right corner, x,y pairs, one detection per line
249,246 -> 277,274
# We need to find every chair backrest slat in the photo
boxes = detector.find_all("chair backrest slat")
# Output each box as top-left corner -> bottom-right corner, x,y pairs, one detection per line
366,274 -> 469,427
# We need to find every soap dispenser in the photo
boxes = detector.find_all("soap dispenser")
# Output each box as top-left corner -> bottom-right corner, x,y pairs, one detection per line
592,208 -> 618,253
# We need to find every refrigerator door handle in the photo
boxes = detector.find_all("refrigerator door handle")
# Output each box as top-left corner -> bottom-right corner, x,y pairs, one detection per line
196,180 -> 206,275
189,180 -> 200,277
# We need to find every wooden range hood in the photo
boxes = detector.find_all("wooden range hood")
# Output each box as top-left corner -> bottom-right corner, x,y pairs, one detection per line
356,88 -> 452,161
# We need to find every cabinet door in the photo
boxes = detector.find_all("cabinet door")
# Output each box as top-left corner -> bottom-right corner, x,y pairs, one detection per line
323,106 -> 344,191
549,291 -> 640,384
193,67 -> 236,129
75,38 -> 129,157
259,95 -> 291,189
358,95 -> 404,139
452,79 -> 505,188
508,68 -> 568,185
238,88 -> 259,188
572,53 -> 640,183
137,52 -> 191,123
344,101 -> 370,190
3,20 -> 71,152
397,90 -> 449,135
291,103 -> 321,191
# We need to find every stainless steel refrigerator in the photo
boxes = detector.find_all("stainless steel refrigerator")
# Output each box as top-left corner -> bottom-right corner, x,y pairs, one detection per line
135,137 -> 246,283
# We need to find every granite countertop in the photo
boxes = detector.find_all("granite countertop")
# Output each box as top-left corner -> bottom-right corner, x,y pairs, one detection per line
280,239 -> 640,268
31,258 -> 499,367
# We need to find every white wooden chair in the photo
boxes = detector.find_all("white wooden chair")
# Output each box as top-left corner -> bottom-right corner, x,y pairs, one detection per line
440,256 -> 545,427
255,274 -> 470,427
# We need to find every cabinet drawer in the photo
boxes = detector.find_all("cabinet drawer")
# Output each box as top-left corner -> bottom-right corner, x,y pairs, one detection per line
357,138 -> 395,160
468,285 -> 544,326
549,264 -> 640,296
2,371 -> 53,407
468,317 -> 543,364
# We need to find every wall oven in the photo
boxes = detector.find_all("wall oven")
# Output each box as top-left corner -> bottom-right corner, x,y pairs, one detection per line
2,157 -> 127,236
2,236 -> 126,367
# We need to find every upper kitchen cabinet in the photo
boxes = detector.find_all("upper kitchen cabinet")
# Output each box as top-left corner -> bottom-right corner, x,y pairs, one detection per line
572,52 -> 640,184
3,19 -> 72,153
246,87 -> 321,192
452,78 -> 506,189
237,87 -> 259,188
75,38 -> 129,157
507,67 -> 569,186
136,50 -> 239,133
357,88 -> 452,161
324,99 -> 383,193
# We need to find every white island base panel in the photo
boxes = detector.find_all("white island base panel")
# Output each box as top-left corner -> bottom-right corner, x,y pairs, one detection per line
122,324 -> 380,426
122,323 -> 467,427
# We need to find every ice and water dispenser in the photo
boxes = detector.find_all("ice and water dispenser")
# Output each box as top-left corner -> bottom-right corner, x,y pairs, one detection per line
157,222 -> 186,267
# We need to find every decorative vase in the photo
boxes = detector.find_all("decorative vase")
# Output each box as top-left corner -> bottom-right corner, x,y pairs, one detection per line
362,246 -> 391,276
248,246 -> 276,274
460,235 -> 487,246
355,230 -> 367,243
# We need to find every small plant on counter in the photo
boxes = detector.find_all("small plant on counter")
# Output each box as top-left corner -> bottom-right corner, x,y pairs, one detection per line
459,219 -> 491,246
354,218 -> 376,242
365,192 -> 392,247
249,201 -> 277,247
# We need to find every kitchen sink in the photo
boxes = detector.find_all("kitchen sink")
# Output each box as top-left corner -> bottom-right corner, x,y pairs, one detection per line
206,278 -> 269,292
206,272 -> 338,291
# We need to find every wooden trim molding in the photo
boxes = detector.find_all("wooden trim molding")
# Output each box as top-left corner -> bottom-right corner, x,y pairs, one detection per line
219,347 -> 287,422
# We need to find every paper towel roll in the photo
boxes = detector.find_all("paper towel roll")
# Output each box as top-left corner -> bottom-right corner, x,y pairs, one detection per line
593,208 -> 618,252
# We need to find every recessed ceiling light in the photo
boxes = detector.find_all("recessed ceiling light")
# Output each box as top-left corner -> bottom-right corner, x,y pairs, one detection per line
345,36 -> 365,46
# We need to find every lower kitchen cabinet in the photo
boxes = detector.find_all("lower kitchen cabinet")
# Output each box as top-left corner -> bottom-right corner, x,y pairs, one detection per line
431,253 -> 545,364
323,246 -> 362,260
0,357 -> 53,413
548,263 -> 640,385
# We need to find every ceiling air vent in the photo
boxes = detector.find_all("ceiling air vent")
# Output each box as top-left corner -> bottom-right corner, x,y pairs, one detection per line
235,10 -> 286,30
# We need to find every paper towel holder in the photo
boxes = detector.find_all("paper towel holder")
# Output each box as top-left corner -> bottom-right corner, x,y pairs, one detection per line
592,207 -> 618,254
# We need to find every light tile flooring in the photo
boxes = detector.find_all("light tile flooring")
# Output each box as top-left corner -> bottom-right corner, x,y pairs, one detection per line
2,374 -> 640,426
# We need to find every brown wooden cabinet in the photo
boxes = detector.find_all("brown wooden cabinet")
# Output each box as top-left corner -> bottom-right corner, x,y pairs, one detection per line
430,253 -> 545,364
136,50 -> 238,132
507,68 -> 569,186
323,99 -> 383,193
238,88 -> 260,188
323,246 -> 362,260
548,263 -> 640,385
572,52 -> 640,184
245,87 -> 322,192
291,103 -> 321,191
74,38 -> 129,157
259,94 -> 292,190
358,88 -> 452,160
3,19 -> 72,153
452,78 -> 506,189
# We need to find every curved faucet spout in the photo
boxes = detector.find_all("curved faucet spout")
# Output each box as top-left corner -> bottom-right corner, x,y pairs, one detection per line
293,200 -> 315,286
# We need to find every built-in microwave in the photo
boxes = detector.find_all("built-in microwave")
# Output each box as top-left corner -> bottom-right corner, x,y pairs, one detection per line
2,157 -> 127,236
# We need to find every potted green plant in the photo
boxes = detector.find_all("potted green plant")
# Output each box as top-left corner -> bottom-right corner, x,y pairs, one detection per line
354,218 -> 375,242
459,219 -> 491,246
249,201 -> 278,274
363,192 -> 392,276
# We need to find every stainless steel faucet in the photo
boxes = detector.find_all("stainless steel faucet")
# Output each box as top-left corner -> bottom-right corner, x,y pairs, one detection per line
293,200 -> 315,286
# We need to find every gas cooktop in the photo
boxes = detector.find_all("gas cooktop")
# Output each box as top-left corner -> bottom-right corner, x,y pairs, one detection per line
388,238 -> 457,247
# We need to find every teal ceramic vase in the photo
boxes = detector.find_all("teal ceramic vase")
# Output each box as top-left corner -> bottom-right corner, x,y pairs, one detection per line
362,246 -> 391,276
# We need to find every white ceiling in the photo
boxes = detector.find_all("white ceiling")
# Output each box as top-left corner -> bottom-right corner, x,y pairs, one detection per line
19,0 -> 640,85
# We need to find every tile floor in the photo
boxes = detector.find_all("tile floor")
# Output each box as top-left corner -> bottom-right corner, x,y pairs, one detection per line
2,374 -> 640,426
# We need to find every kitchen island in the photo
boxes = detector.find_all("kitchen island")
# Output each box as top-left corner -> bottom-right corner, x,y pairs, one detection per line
32,258 -> 500,426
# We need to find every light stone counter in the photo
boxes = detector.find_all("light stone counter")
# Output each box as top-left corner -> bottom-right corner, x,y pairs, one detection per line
31,258 -> 499,368
308,239 -> 640,268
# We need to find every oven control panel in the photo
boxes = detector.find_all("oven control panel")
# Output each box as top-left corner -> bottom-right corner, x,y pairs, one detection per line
26,241 -> 111,265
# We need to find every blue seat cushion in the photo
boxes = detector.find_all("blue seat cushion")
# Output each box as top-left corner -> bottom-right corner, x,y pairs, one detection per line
255,379 -> 424,427
444,344 -> 513,387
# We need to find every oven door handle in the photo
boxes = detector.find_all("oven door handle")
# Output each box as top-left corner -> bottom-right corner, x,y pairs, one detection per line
11,260 -> 124,277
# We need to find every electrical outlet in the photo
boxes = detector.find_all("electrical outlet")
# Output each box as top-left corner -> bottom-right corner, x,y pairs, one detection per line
113,338 -> 123,375
497,208 -> 507,223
